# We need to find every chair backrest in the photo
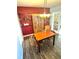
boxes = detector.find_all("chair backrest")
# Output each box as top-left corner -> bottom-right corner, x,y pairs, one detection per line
45,25 -> 51,31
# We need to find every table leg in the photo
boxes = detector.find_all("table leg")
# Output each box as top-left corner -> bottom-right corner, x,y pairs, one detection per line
37,41 -> 40,52
35,40 -> 40,53
33,35 -> 40,53
53,35 -> 55,46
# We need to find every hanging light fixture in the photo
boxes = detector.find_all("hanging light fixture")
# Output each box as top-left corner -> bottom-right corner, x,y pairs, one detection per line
39,0 -> 50,18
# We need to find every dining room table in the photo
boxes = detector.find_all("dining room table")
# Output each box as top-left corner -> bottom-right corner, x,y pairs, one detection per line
33,30 -> 56,52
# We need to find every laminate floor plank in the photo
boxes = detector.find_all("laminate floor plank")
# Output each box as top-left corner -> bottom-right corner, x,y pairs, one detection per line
23,36 -> 61,59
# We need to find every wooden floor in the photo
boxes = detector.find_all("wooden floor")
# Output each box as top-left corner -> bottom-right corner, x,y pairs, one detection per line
23,36 -> 61,59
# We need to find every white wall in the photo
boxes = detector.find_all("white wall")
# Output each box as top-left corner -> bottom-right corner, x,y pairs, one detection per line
17,16 -> 23,59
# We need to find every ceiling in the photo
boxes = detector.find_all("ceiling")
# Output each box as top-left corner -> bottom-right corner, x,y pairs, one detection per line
17,0 -> 61,8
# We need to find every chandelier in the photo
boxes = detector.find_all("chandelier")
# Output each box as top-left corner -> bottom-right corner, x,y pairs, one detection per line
39,0 -> 50,18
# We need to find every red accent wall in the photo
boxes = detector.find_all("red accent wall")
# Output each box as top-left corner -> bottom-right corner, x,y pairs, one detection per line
17,7 -> 50,14
17,7 -> 50,35
19,15 -> 34,35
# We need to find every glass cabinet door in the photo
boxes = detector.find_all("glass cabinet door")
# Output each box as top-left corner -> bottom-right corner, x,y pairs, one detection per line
53,12 -> 61,31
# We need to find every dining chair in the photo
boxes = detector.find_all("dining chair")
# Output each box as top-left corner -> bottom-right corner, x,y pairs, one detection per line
45,25 -> 51,31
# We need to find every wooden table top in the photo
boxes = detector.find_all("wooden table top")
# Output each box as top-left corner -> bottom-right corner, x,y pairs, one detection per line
33,31 -> 56,41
